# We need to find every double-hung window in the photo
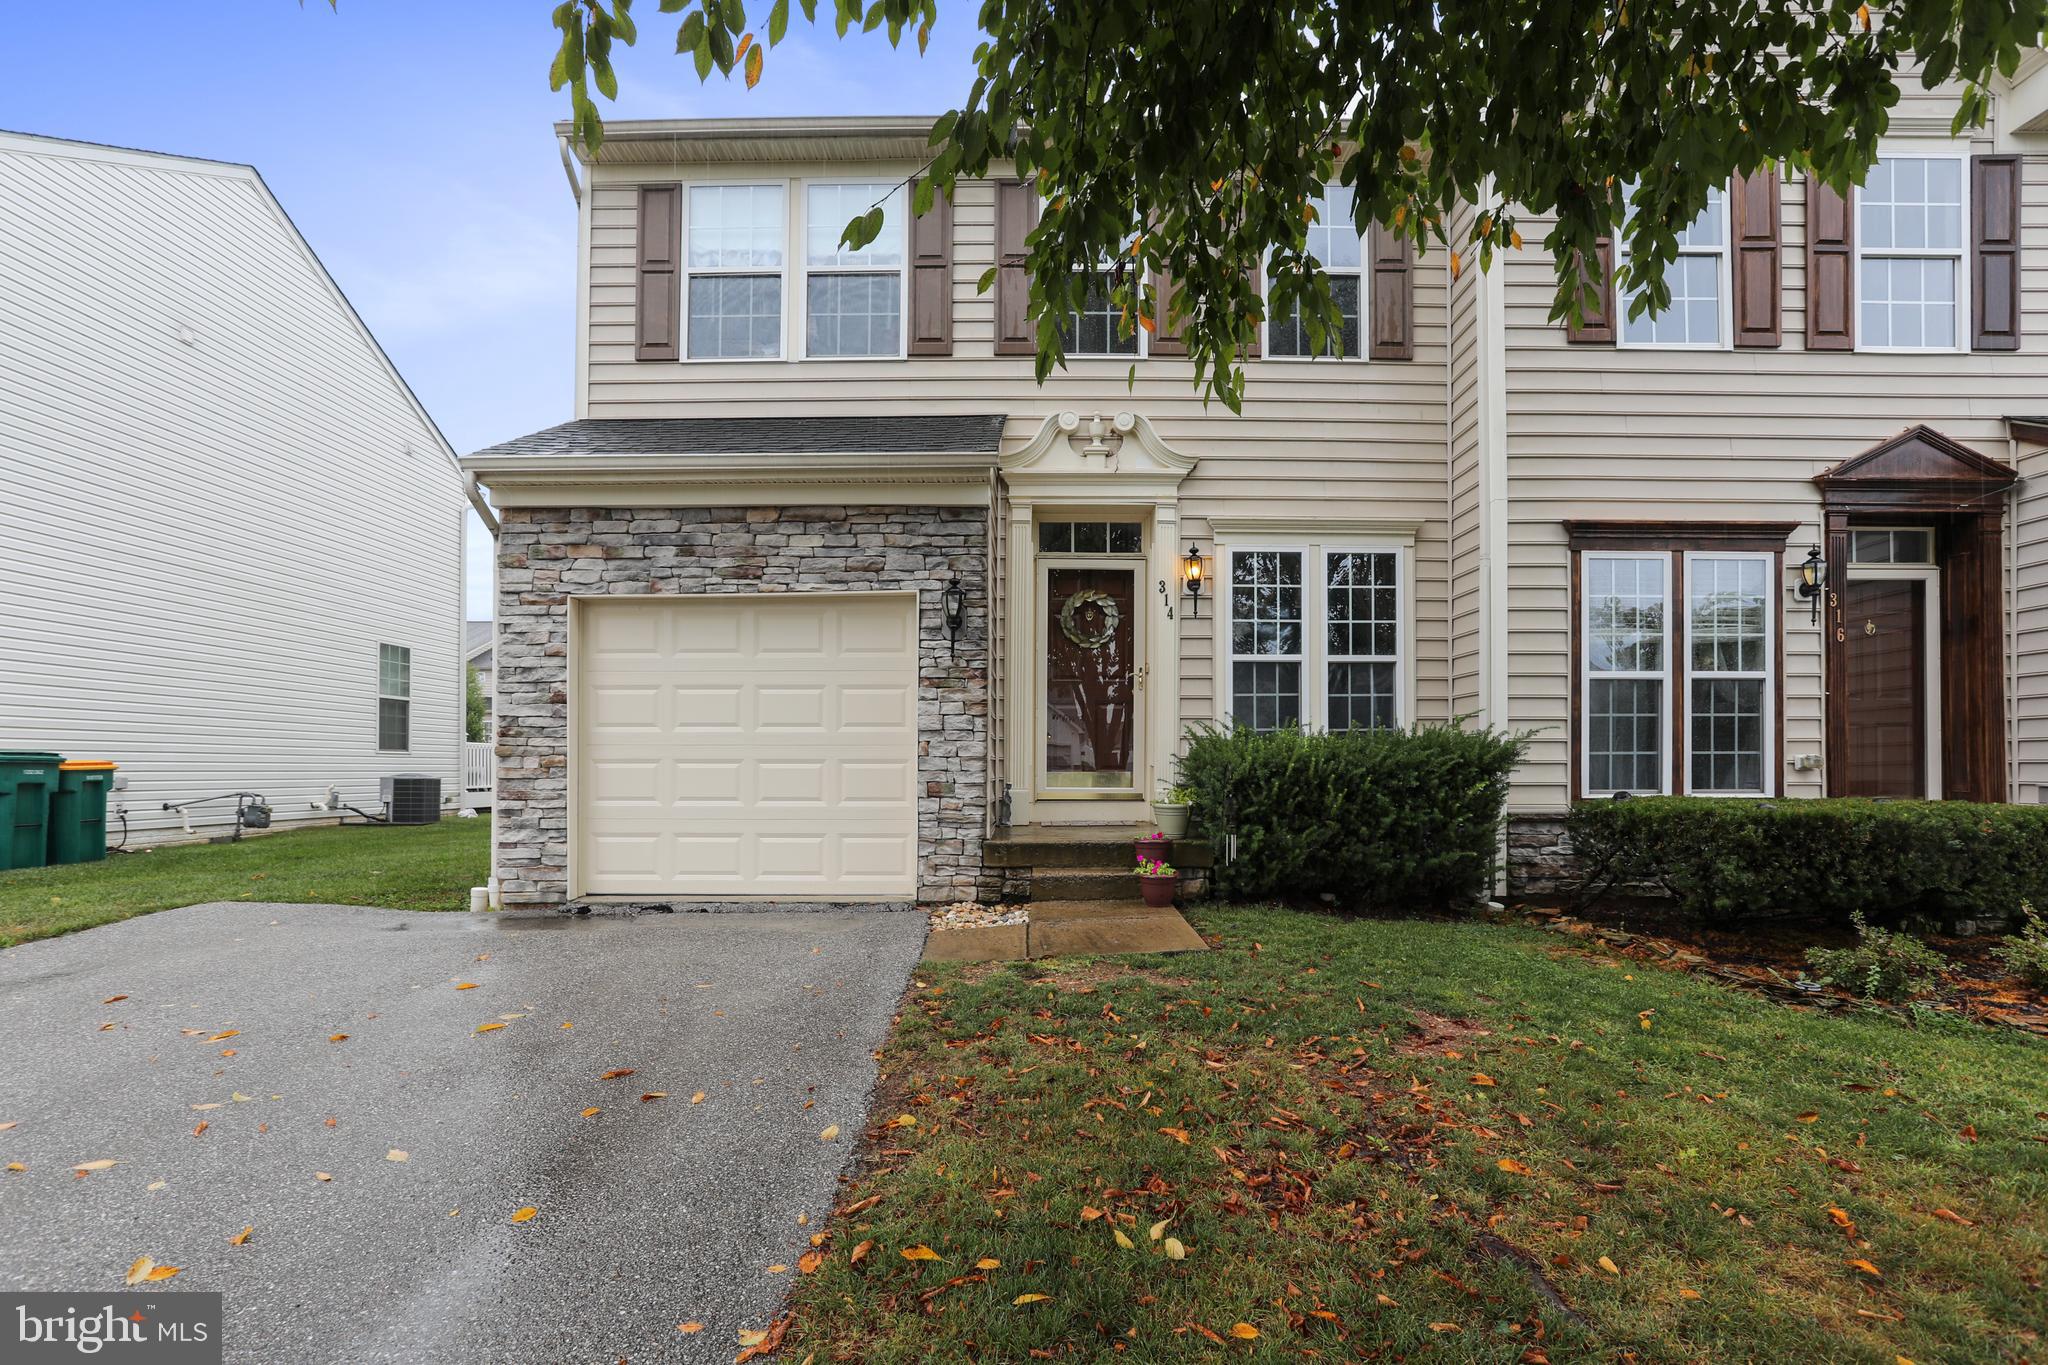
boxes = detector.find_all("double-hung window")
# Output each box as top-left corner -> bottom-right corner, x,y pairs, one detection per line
1576,539 -> 1779,797
686,184 -> 785,359
1225,541 -> 1406,733
1266,183 -> 1364,358
804,181 -> 904,358
1617,184 -> 1729,347
1061,255 -> 1141,358
378,644 -> 411,752
1857,154 -> 1966,350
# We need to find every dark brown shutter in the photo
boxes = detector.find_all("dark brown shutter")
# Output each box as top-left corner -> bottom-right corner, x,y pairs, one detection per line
1148,272 -> 1185,356
1246,266 -> 1263,358
1972,154 -> 2021,352
1804,177 -> 1854,351
907,179 -> 953,356
994,180 -> 1037,356
1731,167 -> 1782,348
1367,223 -> 1414,360
1564,237 -> 1615,343
634,184 -> 681,361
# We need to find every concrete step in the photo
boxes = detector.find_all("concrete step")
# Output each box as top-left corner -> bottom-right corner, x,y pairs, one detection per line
985,833 -> 1214,871
1030,869 -> 1149,902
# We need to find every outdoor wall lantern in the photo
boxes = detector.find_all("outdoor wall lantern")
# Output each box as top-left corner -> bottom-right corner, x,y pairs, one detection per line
1795,545 -> 1828,625
942,584 -> 965,642
1181,544 -> 1207,618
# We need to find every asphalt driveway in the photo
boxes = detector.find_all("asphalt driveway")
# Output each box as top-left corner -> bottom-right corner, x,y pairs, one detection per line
0,901 -> 928,1363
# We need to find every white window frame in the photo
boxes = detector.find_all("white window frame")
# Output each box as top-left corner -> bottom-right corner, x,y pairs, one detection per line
1060,256 -> 1147,360
1681,552 -> 1777,797
378,643 -> 412,754
1261,183 -> 1369,362
796,178 -> 910,362
1615,183 -> 1733,351
1854,147 -> 1970,355
1217,537 -> 1415,733
1579,551 -> 1673,797
682,180 -> 789,363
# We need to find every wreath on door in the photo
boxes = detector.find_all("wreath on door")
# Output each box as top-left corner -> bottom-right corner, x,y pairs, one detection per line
1059,589 -> 1121,650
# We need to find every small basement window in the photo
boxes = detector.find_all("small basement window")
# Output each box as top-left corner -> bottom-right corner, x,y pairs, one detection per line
379,644 -> 411,752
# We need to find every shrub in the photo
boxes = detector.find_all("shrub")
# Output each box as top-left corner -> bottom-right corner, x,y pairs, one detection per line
1993,905 -> 2048,989
1565,797 -> 2048,924
1805,911 -> 1949,1001
1179,722 -> 1525,911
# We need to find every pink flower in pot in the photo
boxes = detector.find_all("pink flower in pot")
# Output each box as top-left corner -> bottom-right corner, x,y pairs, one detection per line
1134,858 -> 1178,908
1134,830 -> 1174,866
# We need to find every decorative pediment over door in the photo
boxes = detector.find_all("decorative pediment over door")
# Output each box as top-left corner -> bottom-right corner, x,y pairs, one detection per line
1812,424 -> 2017,510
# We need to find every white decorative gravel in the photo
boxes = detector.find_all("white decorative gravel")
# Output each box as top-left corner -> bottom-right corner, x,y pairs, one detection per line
928,901 -> 1029,930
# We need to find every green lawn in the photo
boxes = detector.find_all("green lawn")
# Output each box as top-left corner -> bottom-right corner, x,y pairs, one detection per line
0,816 -> 491,947
789,904 -> 2048,1364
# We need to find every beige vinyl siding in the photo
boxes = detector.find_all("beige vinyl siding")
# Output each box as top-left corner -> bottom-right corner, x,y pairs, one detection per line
581,165 -> 1454,736
0,134 -> 465,843
1497,138 -> 2048,812
2015,438 -> 2048,804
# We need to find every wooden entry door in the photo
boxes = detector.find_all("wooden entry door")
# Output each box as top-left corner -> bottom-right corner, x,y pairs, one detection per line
1043,565 -> 1139,791
1841,579 -> 1927,797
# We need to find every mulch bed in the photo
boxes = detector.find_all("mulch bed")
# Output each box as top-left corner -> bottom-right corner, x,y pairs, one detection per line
1509,903 -> 2048,1038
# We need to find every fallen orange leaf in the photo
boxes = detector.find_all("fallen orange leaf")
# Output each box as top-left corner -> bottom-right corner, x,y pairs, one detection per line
146,1265 -> 180,1282
691,1092 -> 706,1104
819,1125 -> 841,1141
580,1107 -> 601,1118
1472,1074 -> 1497,1087
1598,1256 -> 1621,1276
207,1031 -> 238,1042
1159,1127 -> 1191,1144
73,1160 -> 117,1174
599,1068 -> 635,1080
639,1093 -> 668,1103
475,1023 -> 505,1034
1497,1158 -> 1534,1176
850,1239 -> 873,1264
314,1172 -> 333,1182
975,1257 -> 1000,1270
229,1227 -> 253,1246
328,1034 -> 349,1043
1932,1208 -> 1974,1226
901,1245 -> 941,1262
104,995 -> 128,1004
1014,1293 -> 1052,1305
678,1322 -> 703,1335
798,1251 -> 824,1274
191,1122 -> 208,1138
1429,1322 -> 1462,1332
510,1206 -> 538,1224
124,1256 -> 155,1286
454,983 -> 479,991
766,1264 -> 787,1274
386,1150 -> 408,1163
1849,1258 -> 1883,1278
1230,1323 -> 1260,1339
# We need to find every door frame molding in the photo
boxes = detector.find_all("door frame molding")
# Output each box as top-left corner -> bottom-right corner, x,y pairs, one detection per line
1815,425 -> 2015,802
999,412 -> 1197,826
1037,555 -> 1146,799
1840,566 -> 1944,798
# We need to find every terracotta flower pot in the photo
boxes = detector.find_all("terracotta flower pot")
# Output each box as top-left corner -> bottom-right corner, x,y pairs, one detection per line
1138,873 -> 1178,908
1134,837 -> 1174,866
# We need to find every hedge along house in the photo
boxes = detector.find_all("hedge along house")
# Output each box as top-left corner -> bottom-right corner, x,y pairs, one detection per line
465,83 -> 2048,911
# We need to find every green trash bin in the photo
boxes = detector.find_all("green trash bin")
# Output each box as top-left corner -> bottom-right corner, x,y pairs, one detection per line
49,760 -> 118,865
0,751 -> 63,871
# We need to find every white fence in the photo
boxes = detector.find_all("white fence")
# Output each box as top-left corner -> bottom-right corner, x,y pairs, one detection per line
462,741 -> 494,809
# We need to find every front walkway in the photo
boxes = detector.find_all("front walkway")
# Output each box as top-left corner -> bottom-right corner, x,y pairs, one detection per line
0,901 -> 925,1363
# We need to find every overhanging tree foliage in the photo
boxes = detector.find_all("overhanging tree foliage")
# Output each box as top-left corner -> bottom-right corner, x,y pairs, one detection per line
543,0 -> 2046,406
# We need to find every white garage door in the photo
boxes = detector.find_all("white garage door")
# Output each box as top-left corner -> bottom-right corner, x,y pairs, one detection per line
576,594 -> 919,898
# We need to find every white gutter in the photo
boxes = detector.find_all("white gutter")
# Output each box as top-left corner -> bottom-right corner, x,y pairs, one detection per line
556,131 -> 584,204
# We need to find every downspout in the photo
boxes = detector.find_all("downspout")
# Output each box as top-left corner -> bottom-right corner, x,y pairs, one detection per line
2009,432 -> 2021,802
465,472 -> 500,535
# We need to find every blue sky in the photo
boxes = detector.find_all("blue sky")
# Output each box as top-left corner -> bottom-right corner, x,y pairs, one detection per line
4,1 -> 983,617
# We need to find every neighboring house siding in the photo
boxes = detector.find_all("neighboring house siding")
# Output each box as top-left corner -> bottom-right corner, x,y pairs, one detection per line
0,135 -> 464,844
579,166 -> 1455,733
2016,438 -> 2048,804
1496,145 -> 2048,813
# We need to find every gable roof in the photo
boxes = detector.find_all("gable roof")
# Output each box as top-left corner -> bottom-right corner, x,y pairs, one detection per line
1814,424 -> 2018,493
0,129 -> 460,479
465,621 -> 493,659
468,415 -> 1007,461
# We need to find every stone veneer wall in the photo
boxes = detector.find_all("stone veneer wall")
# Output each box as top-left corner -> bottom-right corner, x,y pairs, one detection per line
493,505 -> 992,909
1505,814 -> 1578,903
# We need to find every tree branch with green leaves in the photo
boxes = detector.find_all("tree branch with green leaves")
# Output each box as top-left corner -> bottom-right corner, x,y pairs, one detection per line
548,0 -> 2046,408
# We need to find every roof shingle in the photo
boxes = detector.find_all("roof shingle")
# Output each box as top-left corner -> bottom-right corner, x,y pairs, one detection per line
468,415 -> 1007,460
